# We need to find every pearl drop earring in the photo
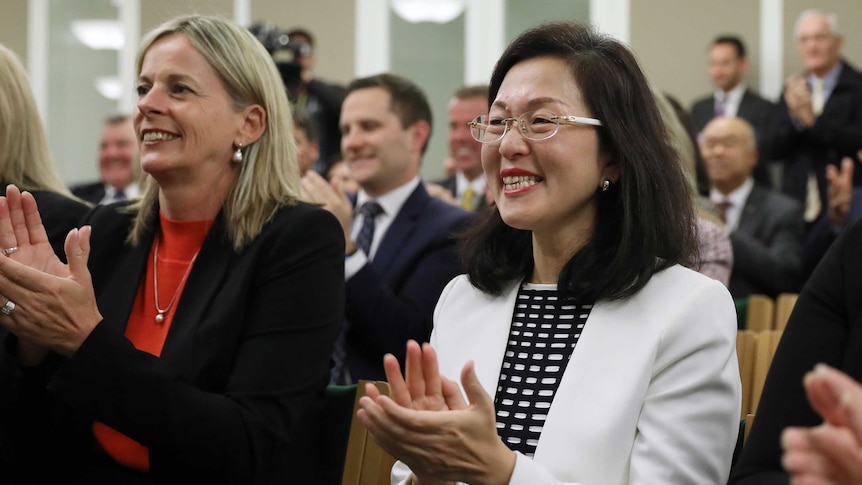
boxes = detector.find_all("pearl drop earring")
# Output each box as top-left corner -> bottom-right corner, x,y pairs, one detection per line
232,143 -> 243,163
602,179 -> 610,192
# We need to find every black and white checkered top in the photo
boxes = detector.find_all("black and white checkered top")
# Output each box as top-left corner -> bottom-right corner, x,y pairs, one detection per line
493,283 -> 592,457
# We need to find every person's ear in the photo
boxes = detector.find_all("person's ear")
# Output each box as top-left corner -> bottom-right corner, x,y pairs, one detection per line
408,120 -> 431,154
238,104 -> 267,146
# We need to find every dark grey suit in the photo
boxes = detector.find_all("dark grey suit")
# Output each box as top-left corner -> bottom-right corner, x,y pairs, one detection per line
729,185 -> 805,298
691,88 -> 776,187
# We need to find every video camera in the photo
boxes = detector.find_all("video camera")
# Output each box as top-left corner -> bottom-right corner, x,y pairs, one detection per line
248,23 -> 312,100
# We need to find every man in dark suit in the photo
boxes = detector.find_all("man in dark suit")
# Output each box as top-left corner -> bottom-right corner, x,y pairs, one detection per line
699,116 -> 804,299
431,85 -> 489,211
300,73 -> 472,383
690,35 -> 775,188
768,9 -> 862,224
70,115 -> 139,204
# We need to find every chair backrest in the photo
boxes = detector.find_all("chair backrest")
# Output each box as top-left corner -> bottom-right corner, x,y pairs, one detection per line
746,294 -> 775,331
342,380 -> 397,485
774,293 -> 799,331
736,329 -> 783,417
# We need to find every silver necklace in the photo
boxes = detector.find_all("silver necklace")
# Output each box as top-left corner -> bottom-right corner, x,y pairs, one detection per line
153,236 -> 200,323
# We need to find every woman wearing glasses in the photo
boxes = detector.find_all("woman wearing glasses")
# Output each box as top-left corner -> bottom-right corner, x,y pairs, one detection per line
357,21 -> 741,484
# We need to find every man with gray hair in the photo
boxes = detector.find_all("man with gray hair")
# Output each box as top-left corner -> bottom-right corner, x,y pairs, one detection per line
768,8 -> 862,225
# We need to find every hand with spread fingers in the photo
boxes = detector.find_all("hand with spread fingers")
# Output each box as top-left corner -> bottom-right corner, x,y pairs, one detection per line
357,340 -> 516,485
0,185 -> 102,362
782,365 -> 862,485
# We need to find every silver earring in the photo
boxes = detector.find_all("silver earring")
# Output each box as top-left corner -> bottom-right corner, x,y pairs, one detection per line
232,143 -> 243,163
602,179 -> 610,192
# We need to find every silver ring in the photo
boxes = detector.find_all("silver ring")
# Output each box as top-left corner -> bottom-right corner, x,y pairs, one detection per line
2,247 -> 18,256
1,300 -> 15,315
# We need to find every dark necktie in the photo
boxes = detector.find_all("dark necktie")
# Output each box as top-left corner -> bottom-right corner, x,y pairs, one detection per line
330,201 -> 384,384
716,200 -> 732,225
113,190 -> 126,202
355,201 -> 383,257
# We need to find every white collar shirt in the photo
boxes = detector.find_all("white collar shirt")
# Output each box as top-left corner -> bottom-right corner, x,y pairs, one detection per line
714,83 -> 747,119
710,177 -> 754,234
345,176 -> 421,279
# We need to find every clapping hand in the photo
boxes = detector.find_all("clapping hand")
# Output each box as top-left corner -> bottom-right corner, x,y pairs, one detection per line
785,75 -> 816,127
357,340 -> 516,485
0,185 -> 102,363
782,364 -> 862,484
825,151 -> 860,227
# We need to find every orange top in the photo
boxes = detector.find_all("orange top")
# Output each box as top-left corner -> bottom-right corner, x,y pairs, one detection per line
92,212 -> 212,472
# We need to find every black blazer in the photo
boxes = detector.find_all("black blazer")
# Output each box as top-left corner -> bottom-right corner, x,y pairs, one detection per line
0,201 -> 344,484
767,61 -> 862,210
344,183 -> 473,381
729,185 -> 805,298
730,219 -> 862,484
690,88 -> 776,187
69,181 -> 107,206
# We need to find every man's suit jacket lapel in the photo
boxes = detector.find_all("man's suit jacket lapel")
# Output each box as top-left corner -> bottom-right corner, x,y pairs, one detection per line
737,90 -> 756,120
737,185 -> 766,236
371,184 -> 429,272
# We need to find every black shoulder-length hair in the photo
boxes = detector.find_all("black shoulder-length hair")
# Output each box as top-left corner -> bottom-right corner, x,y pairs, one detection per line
461,21 -> 698,302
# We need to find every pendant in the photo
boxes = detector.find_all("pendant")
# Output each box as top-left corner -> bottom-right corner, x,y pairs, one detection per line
155,312 -> 165,323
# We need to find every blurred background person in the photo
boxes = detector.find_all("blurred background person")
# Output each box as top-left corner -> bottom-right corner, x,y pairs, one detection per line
431,85 -> 489,212
292,109 -> 320,175
655,88 -> 733,286
0,15 -> 343,484
700,116 -> 804,298
690,35 -> 775,190
0,43 -> 89,259
768,9 -> 862,227
325,155 -> 358,196
358,22 -> 740,485
249,24 -> 345,176
70,114 -> 140,205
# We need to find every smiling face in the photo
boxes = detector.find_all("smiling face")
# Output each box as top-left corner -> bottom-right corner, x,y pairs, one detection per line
699,116 -> 758,194
448,95 -> 486,181
99,118 -> 137,190
709,43 -> 746,92
796,14 -> 842,77
339,87 -> 423,198
483,56 -> 613,238
134,34 -> 247,185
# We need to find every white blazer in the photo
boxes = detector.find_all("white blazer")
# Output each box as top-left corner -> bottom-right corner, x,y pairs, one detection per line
393,265 -> 741,485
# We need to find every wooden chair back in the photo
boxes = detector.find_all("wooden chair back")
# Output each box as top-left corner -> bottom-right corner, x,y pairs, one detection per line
774,293 -> 799,331
746,294 -> 775,331
342,380 -> 397,485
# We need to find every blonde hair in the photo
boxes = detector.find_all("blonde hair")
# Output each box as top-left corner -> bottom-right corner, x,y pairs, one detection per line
0,44 -> 76,197
128,15 -> 299,251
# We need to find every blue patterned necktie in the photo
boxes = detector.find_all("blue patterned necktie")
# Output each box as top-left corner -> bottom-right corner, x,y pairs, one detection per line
355,201 -> 384,257
329,201 -> 385,384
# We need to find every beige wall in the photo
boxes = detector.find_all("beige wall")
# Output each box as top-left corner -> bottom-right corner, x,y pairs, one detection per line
631,1 -> 862,110
631,0 -> 763,108
783,1 -> 862,78
0,1 -> 30,70
252,0 -> 354,85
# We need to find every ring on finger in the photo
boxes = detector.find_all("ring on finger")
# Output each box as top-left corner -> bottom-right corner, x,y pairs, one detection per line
2,246 -> 18,256
1,299 -> 16,315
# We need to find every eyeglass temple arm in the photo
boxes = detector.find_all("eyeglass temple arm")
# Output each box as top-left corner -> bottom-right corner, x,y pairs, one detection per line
557,115 -> 602,127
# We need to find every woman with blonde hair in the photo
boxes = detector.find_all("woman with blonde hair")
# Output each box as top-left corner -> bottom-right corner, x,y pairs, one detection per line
0,43 -> 89,257
0,15 -> 343,484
